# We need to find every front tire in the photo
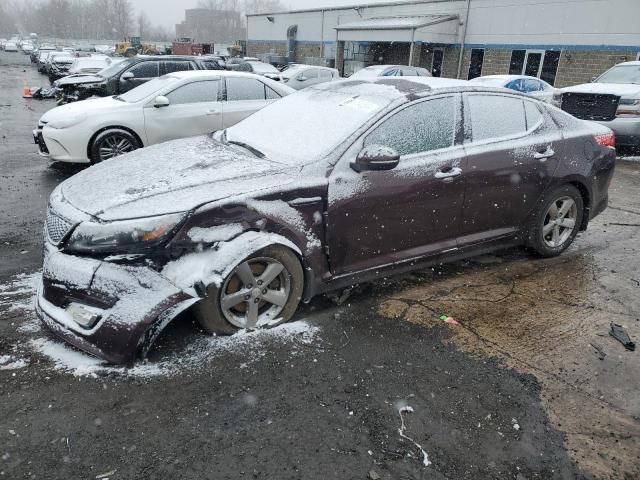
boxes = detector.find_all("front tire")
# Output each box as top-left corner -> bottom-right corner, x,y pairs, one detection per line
90,129 -> 140,163
527,185 -> 583,257
193,245 -> 304,334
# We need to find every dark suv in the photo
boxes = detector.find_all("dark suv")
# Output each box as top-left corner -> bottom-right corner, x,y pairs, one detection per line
54,55 -> 224,103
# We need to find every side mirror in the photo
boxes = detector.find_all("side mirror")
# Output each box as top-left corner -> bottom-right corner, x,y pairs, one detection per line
153,95 -> 170,108
590,76 -> 597,82
350,145 -> 400,173
121,71 -> 134,81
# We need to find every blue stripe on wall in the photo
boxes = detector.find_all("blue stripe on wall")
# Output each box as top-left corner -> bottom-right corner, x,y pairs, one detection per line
248,39 -> 639,52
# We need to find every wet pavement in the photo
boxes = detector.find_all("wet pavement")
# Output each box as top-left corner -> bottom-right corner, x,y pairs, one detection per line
1,52 -> 639,479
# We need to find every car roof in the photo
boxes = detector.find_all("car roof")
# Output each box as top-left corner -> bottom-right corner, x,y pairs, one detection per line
166,70 -> 278,80
615,61 -> 640,66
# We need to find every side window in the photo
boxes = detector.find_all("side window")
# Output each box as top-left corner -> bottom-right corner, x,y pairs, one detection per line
364,96 -> 456,156
382,69 -> 398,77
303,69 -> 319,79
265,85 -> 281,99
162,61 -> 192,74
506,79 -> 524,92
467,94 -> 527,142
226,77 -> 266,101
127,62 -> 159,79
401,68 -> 417,76
524,101 -> 543,130
166,80 -> 220,104
524,79 -> 543,92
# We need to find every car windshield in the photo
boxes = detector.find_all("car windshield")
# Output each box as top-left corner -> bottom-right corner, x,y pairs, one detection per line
596,65 -> 640,84
96,59 -> 132,79
118,75 -> 180,103
350,67 -> 387,79
226,84 -> 396,165
73,58 -> 108,69
249,62 -> 279,74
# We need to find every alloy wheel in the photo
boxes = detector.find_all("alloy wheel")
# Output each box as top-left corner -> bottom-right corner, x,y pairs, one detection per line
98,134 -> 135,161
542,196 -> 577,248
220,257 -> 291,329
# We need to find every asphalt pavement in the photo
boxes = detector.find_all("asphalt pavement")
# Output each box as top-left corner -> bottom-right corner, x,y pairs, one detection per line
1,51 -> 639,479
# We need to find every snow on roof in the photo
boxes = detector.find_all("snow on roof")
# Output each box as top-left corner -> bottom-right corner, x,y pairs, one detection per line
335,14 -> 458,31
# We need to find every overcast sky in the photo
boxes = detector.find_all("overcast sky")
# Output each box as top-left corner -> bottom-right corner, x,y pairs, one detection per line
134,0 -> 381,29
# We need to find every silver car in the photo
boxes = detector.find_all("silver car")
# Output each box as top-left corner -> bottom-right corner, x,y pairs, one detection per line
350,64 -> 432,79
560,61 -> 640,147
276,64 -> 339,90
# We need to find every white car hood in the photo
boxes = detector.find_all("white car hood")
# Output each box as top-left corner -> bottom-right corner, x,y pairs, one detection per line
40,96 -> 133,124
55,136 -> 299,221
562,82 -> 640,98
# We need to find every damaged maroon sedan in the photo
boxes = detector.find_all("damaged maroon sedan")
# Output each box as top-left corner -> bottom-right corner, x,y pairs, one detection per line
37,77 -> 616,364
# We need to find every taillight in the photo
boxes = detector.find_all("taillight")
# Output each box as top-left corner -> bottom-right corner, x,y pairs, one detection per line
594,132 -> 615,148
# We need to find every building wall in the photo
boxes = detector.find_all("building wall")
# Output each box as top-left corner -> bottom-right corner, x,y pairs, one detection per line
554,49 -> 637,87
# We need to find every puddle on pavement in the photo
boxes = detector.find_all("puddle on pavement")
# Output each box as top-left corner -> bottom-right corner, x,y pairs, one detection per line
377,245 -> 640,478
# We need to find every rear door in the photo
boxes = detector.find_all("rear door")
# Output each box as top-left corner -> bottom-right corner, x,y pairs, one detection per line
459,93 -> 561,246
221,76 -> 281,126
143,79 -> 223,145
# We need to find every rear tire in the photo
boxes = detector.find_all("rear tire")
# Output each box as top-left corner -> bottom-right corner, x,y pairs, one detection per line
90,129 -> 140,163
527,185 -> 583,257
193,245 -> 304,334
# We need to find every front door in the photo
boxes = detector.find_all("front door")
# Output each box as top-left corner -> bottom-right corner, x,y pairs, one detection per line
327,94 -> 466,275
143,79 -> 223,145
459,93 -> 561,245
524,50 -> 544,77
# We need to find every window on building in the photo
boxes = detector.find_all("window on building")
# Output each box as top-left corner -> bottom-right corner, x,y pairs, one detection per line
467,48 -> 484,79
364,96 -> 456,156
431,48 -> 444,77
466,94 -> 527,142
540,50 -> 560,85
167,80 -> 220,104
509,50 -> 526,75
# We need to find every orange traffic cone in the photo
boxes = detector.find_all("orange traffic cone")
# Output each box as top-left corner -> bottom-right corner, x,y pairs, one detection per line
23,86 -> 32,98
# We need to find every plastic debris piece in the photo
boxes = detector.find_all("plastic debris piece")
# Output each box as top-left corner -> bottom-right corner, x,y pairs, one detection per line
609,323 -> 636,351
589,342 -> 606,360
439,314 -> 460,326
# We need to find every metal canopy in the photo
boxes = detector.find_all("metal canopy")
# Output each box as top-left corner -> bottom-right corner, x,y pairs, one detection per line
335,14 -> 458,31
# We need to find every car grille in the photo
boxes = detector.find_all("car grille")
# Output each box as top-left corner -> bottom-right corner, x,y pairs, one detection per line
46,209 -> 73,244
561,92 -> 620,122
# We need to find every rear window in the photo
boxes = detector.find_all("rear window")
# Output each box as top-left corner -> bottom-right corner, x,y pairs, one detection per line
467,94 -> 527,142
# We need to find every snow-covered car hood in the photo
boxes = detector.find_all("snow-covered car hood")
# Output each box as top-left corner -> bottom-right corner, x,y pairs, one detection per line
55,74 -> 104,87
40,96 -> 133,124
56,136 -> 300,221
561,82 -> 640,98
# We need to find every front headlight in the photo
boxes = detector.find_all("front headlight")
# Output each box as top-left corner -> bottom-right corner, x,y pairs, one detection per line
65,213 -> 185,254
616,98 -> 640,117
47,113 -> 88,129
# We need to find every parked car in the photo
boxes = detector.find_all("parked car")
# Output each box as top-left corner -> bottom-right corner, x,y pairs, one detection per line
4,42 -> 18,52
66,56 -> 113,75
34,71 -> 294,163
277,64 -> 340,90
350,64 -> 432,79
37,50 -> 58,72
31,44 -> 56,63
560,61 -> 640,148
469,75 -> 560,105
36,77 -> 616,364
48,53 -> 76,83
21,42 -> 35,54
54,55 -> 225,104
235,60 -> 281,77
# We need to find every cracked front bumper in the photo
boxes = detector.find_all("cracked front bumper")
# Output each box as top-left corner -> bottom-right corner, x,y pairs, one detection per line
36,244 -> 197,364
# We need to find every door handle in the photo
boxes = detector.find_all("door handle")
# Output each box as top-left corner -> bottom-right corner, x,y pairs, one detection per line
435,167 -> 462,179
206,109 -> 219,115
534,147 -> 555,160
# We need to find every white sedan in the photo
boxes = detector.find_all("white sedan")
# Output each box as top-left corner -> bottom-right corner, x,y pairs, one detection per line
34,71 -> 294,163
469,75 -> 561,105
4,42 -> 18,52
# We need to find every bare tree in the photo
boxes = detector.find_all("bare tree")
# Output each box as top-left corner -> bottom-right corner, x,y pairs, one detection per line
137,11 -> 151,38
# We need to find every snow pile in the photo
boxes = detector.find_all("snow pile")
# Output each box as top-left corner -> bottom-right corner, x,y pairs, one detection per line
0,355 -> 29,370
31,320 -> 319,378
0,272 -> 40,312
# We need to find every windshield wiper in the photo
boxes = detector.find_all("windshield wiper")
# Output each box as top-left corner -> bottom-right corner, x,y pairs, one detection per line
113,95 -> 125,102
227,140 -> 265,158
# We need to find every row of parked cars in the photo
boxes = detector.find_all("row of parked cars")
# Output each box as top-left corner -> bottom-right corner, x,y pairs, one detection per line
24,49 -> 627,364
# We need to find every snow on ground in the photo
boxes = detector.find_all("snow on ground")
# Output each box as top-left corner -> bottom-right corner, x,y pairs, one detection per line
0,271 -> 320,378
